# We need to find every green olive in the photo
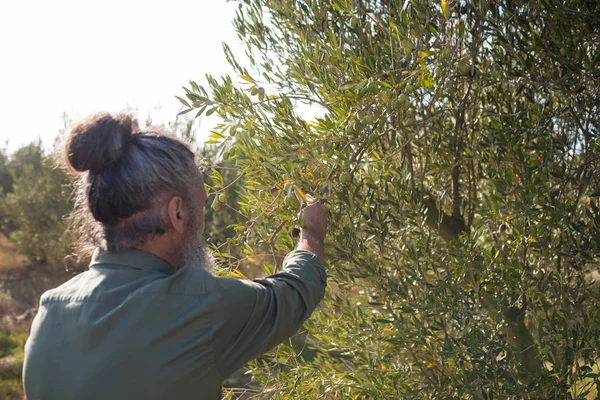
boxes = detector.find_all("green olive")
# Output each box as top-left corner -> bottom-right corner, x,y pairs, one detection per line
345,123 -> 355,135
352,120 -> 363,132
340,171 -> 352,184
367,82 -> 379,94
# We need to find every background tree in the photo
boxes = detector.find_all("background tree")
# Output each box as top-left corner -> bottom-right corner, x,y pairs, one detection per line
181,0 -> 600,397
0,146 -> 13,195
0,141 -> 74,266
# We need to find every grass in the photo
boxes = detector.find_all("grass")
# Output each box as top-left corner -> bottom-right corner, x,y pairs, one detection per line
0,331 -> 27,400
0,230 -> 29,400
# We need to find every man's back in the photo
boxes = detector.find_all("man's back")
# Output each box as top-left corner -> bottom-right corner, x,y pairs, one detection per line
23,248 -> 326,400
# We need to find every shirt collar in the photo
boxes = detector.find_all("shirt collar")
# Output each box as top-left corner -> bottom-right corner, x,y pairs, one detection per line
90,248 -> 174,275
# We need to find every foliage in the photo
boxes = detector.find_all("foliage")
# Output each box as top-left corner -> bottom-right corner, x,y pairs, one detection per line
201,155 -> 246,261
182,0 -> 600,397
0,142 -> 74,265
0,331 -> 27,400
0,147 -> 13,195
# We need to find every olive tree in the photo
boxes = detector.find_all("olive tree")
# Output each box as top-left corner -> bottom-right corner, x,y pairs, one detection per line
0,142 -> 73,265
181,0 -> 600,397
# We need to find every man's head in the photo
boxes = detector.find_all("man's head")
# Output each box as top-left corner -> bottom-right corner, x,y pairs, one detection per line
64,112 -> 214,271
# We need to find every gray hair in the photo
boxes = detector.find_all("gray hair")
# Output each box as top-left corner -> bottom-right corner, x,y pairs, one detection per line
62,112 -> 199,254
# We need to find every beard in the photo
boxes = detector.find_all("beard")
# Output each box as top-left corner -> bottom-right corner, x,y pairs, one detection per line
181,220 -> 216,273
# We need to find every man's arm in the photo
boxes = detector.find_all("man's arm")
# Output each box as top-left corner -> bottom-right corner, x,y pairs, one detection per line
209,195 -> 328,379
209,250 -> 326,379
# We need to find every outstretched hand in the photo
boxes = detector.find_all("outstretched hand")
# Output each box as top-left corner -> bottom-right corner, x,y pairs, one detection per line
296,194 -> 327,262
302,194 -> 327,243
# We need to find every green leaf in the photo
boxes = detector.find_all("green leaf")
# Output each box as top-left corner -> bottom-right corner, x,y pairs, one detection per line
178,108 -> 193,116
175,96 -> 190,108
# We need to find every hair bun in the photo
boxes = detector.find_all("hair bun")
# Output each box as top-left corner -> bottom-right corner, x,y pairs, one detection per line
65,112 -> 138,174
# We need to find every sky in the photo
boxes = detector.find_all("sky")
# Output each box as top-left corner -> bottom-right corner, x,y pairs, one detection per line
0,0 -> 244,152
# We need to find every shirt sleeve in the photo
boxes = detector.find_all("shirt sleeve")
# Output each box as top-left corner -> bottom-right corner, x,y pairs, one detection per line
210,249 -> 327,379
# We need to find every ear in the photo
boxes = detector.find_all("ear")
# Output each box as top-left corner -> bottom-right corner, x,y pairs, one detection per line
166,196 -> 186,234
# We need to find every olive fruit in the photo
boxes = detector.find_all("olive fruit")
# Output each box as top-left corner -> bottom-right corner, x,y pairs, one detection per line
270,187 -> 278,196
345,123 -> 355,135
460,5 -> 467,15
218,193 -> 227,203
340,171 -> 352,184
499,223 -> 507,233
291,227 -> 301,238
405,84 -> 415,94
368,133 -> 379,145
367,82 -> 379,94
350,17 -> 360,30
502,244 -> 509,252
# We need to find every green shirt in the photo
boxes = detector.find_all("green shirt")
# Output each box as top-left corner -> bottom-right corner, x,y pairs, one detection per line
23,248 -> 326,400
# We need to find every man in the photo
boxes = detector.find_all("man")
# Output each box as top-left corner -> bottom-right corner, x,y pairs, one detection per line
22,112 -> 328,399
